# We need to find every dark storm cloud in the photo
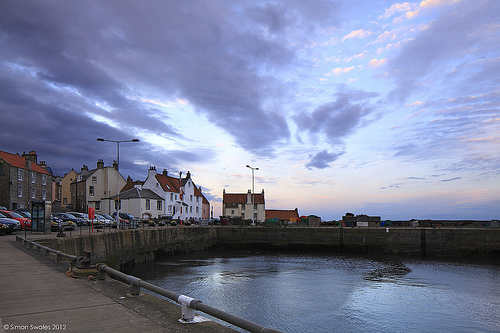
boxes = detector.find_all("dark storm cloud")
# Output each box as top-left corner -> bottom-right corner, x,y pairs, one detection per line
305,149 -> 344,170
0,0 -> 340,177
295,88 -> 377,168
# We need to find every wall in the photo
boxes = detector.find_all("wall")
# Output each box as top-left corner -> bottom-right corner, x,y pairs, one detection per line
37,227 -> 500,270
38,227 -> 218,270
216,227 -> 500,258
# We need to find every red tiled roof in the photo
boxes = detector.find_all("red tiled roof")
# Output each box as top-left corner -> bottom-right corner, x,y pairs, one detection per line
223,192 -> 264,204
121,180 -> 145,192
0,150 -> 50,175
155,174 -> 180,193
265,209 -> 299,221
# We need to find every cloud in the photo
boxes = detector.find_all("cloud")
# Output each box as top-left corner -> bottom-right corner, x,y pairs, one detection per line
343,29 -> 372,40
386,0 -> 500,102
305,149 -> 344,169
294,88 -> 378,146
0,0 -> 341,175
441,177 -> 462,182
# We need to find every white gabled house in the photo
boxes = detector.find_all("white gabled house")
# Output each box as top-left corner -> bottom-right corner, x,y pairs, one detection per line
142,167 -> 207,221
100,185 -> 163,220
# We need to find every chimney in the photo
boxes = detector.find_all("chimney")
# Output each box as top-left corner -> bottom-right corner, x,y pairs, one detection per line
148,166 -> 157,179
97,159 -> 104,169
39,161 -> 46,167
247,189 -> 251,204
81,165 -> 88,172
112,160 -> 118,170
163,169 -> 168,177
22,150 -> 38,164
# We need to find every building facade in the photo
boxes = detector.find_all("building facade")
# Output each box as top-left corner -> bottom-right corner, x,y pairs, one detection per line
100,186 -> 164,220
0,150 -> 53,210
142,167 -> 208,221
70,159 -> 126,213
222,189 -> 265,222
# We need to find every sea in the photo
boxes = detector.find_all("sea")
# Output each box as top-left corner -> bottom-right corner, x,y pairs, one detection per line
126,250 -> 500,333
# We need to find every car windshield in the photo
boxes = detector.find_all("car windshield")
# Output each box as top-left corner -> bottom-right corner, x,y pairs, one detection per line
64,213 -> 77,218
102,214 -> 114,219
21,212 -> 31,218
7,211 -> 23,218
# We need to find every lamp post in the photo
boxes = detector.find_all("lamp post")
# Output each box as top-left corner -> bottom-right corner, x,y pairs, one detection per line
97,138 -> 139,229
246,165 -> 259,226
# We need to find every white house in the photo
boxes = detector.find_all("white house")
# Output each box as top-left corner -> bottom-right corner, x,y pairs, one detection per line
142,167 -> 206,221
100,185 -> 163,220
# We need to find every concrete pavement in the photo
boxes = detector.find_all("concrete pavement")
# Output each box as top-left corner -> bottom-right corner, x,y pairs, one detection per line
0,232 -> 235,333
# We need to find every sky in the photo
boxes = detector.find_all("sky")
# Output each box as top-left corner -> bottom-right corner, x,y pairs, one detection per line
1,0 -> 499,221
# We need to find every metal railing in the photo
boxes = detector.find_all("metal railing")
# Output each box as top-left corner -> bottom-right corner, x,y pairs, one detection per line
16,236 -> 285,333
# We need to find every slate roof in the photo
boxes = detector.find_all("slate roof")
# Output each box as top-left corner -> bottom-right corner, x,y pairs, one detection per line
108,188 -> 163,200
0,150 -> 50,175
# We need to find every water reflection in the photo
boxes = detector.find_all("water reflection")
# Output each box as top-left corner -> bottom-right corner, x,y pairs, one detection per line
127,251 -> 500,333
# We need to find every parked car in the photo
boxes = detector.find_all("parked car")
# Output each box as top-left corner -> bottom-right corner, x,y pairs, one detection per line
95,214 -> 116,227
51,213 -> 84,226
117,212 -> 139,229
0,217 -> 21,233
98,214 -> 119,228
0,210 -> 31,230
68,212 -> 91,226
51,219 -> 76,232
15,210 -> 32,219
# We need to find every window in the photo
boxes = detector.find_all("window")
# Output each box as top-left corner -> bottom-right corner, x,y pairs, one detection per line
196,207 -> 199,214
170,193 -> 173,201
92,176 -> 97,183
18,169 -> 23,180
42,174 -> 47,185
146,199 -> 150,210
190,195 -> 193,202
197,197 -> 199,202
231,210 -> 235,215
89,186 -> 94,196
168,205 -> 172,213
95,202 -> 100,210
31,187 -> 36,199
190,206 -> 192,213
31,171 -> 36,183
157,201 -> 162,210
42,189 -> 47,200
63,198 -> 67,205
18,185 -> 23,197
242,203 -> 246,210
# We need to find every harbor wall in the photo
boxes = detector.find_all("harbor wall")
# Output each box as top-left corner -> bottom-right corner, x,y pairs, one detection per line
215,227 -> 500,258
37,227 -> 500,268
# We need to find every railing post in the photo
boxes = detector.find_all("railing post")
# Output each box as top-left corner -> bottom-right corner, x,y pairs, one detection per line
177,295 -> 197,321
126,276 -> 142,296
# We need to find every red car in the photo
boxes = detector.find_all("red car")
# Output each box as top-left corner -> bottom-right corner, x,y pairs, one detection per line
0,210 -> 31,230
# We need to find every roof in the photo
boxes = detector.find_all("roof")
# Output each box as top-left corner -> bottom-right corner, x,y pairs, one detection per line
0,150 -> 50,175
108,188 -> 163,200
121,180 -> 145,192
155,174 -> 180,193
265,209 -> 299,221
223,192 -> 265,204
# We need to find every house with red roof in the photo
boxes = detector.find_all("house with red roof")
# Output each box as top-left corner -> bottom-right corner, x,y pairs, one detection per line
222,189 -> 265,222
265,208 -> 300,223
142,167 -> 209,221
0,150 -> 53,210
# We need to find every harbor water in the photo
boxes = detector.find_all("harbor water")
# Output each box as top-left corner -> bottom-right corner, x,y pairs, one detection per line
127,250 -> 500,332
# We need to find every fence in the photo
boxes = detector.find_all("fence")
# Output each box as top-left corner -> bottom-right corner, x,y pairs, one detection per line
16,236 -> 284,333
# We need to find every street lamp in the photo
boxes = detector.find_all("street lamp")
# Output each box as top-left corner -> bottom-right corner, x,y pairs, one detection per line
246,165 -> 259,226
97,138 -> 139,228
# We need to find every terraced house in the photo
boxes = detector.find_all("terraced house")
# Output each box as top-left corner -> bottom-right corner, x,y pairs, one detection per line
0,150 -> 53,210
